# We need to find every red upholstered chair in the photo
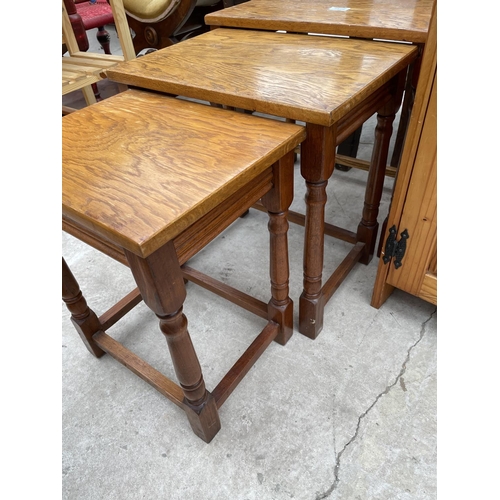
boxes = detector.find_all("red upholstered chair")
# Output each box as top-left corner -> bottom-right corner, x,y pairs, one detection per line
62,0 -> 136,110
63,0 -> 119,100
64,0 -> 115,54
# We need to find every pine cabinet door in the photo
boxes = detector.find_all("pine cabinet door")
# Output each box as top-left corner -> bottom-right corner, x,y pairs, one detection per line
371,1 -> 437,308
385,72 -> 437,304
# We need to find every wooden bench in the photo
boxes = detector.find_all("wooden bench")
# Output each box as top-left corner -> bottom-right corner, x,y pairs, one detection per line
62,89 -> 305,442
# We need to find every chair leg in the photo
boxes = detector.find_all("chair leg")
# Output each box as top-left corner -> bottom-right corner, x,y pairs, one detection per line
82,85 -> 98,105
96,26 -> 112,54
91,83 -> 101,101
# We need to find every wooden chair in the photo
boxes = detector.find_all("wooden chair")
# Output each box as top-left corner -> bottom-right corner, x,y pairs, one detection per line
63,0 -> 114,55
122,0 -> 224,54
62,0 -> 136,112
63,0 -> 116,100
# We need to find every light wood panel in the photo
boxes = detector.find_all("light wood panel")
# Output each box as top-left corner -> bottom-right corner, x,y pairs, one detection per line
62,90 -> 305,257
371,0 -> 437,307
106,28 -> 417,126
385,72 -> 437,303
62,54 -> 125,95
206,0 -> 434,43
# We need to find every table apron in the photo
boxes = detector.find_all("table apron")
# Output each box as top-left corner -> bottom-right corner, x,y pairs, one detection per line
62,167 -> 274,266
336,78 -> 396,145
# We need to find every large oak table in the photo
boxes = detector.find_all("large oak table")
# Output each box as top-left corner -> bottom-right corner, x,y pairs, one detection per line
206,0 -> 434,44
205,0 -> 434,168
106,28 -> 417,339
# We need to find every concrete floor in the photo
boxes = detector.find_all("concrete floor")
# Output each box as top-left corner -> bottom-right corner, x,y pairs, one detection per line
62,26 -> 437,500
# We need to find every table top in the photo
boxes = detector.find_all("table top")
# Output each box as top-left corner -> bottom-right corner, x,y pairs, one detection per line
62,90 -> 305,258
106,29 -> 417,127
205,0 -> 434,43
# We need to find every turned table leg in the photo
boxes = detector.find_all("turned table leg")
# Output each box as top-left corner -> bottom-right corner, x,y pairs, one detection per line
356,109 -> 396,264
62,257 -> 105,358
390,52 -> 423,168
357,73 -> 405,265
124,242 -> 221,443
261,152 -> 295,346
299,123 -> 336,339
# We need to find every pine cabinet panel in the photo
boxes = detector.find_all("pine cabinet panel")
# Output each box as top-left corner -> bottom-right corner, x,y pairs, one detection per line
371,1 -> 437,307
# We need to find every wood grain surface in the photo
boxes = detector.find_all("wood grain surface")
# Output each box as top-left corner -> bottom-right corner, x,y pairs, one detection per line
62,89 -> 305,258
206,0 -> 434,43
106,28 -> 417,126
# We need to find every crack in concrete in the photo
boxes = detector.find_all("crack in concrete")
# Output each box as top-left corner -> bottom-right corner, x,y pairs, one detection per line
389,311 -> 402,327
316,309 -> 436,500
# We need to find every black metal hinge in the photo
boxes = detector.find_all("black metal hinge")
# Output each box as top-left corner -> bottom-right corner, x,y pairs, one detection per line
383,225 -> 409,269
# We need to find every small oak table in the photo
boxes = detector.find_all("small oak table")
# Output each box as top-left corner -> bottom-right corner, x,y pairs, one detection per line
62,89 -> 305,442
106,28 -> 417,338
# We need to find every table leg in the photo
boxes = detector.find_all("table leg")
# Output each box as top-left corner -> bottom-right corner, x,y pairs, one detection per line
261,153 -> 295,346
62,257 -> 105,358
357,73 -> 405,265
299,123 -> 336,339
124,242 -> 221,443
390,51 -> 423,168
356,108 -> 396,264
389,64 -> 413,168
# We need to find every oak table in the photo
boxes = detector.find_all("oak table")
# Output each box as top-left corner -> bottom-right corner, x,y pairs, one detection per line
62,89 -> 305,442
205,0 -> 434,169
206,0 -> 433,43
106,28 -> 418,338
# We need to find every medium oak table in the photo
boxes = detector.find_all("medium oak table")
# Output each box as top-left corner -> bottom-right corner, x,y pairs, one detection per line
62,89 -> 305,442
106,28 -> 417,339
205,0 -> 434,168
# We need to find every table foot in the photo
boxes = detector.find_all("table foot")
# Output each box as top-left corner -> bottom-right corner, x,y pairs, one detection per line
298,293 -> 324,339
356,221 -> 380,265
184,392 -> 221,443
268,299 -> 293,345
62,258 -> 106,358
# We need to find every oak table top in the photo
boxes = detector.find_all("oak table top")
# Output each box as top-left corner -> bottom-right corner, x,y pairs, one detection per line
205,0 -> 434,43
62,89 -> 305,258
106,28 -> 418,127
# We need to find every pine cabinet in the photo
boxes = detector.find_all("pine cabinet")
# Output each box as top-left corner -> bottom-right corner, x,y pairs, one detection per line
371,2 -> 437,307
